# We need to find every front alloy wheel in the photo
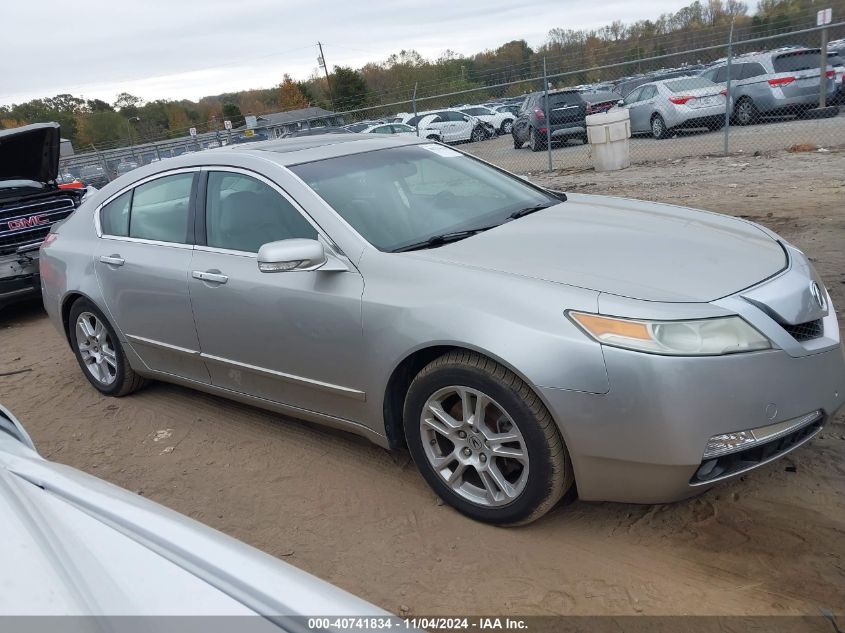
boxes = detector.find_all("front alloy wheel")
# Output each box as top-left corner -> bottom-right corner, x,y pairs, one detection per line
420,386 -> 529,507
470,126 -> 486,142
404,351 -> 573,525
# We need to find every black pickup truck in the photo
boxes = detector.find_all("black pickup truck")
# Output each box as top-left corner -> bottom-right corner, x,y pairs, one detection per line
0,123 -> 86,310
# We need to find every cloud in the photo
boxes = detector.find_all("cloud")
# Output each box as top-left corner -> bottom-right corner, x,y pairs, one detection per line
1,0 -> 692,105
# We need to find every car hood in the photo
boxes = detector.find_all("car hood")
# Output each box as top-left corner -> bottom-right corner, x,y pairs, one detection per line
0,429 -> 385,616
413,193 -> 786,302
0,122 -> 61,183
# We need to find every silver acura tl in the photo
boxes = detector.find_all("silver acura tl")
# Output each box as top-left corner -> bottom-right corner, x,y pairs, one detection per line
41,135 -> 845,525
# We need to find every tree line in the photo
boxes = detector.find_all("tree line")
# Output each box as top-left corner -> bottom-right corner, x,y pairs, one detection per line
1,0 -> 841,149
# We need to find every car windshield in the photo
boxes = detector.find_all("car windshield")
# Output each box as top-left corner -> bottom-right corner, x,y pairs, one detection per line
664,77 -> 716,92
289,144 -> 557,252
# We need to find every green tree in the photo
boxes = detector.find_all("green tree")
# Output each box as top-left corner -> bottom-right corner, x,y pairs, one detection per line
77,110 -> 126,146
330,66 -> 368,110
221,103 -> 244,128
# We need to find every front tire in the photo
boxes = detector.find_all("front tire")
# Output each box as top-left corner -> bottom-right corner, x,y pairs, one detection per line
403,351 -> 573,525
470,126 -> 486,143
651,114 -> 669,139
501,119 -> 514,134
68,298 -> 147,397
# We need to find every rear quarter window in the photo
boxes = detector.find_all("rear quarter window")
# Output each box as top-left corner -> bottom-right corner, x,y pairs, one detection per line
100,191 -> 131,237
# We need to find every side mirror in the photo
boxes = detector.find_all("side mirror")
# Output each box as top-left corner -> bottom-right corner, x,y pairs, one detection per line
257,239 -> 327,273
617,100 -> 625,107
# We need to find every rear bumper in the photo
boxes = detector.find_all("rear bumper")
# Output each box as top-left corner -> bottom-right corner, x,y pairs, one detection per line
0,251 -> 41,310
540,344 -> 845,503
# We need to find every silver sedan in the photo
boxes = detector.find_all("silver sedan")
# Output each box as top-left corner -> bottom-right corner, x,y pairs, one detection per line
621,76 -> 727,138
41,135 -> 845,525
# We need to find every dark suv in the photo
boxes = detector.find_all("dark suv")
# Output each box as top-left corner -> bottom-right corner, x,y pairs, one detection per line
0,123 -> 85,310
512,89 -> 620,151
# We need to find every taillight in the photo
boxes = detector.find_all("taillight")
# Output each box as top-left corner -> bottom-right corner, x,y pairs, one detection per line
768,76 -> 795,86
534,108 -> 545,120
42,233 -> 59,248
669,96 -> 693,105
826,70 -> 835,78
720,89 -> 728,96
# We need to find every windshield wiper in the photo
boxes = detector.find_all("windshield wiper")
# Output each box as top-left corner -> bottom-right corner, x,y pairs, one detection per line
509,202 -> 555,220
392,226 -> 497,253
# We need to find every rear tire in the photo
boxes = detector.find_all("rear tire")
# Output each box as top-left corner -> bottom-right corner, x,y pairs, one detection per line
68,298 -> 147,397
734,98 -> 758,126
529,127 -> 546,152
501,119 -> 514,134
513,135 -> 524,149
403,351 -> 574,525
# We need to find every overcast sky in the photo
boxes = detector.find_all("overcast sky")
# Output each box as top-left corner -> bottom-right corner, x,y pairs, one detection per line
2,0 -> 696,106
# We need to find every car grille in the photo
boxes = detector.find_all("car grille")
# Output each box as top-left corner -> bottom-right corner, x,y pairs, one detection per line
782,319 -> 823,342
0,195 -> 77,256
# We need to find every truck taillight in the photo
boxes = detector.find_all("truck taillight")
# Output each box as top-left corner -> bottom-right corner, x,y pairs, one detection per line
768,76 -> 795,86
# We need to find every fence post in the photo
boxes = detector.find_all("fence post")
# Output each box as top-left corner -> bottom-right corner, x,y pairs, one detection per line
543,57 -> 552,172
413,82 -> 419,137
723,18 -> 734,157
819,25 -> 829,109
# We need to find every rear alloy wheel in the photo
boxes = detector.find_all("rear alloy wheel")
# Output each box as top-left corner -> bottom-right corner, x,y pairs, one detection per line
470,126 -> 486,143
501,119 -> 514,134
734,98 -> 758,126
404,351 -> 573,525
69,298 -> 147,397
651,114 -> 668,139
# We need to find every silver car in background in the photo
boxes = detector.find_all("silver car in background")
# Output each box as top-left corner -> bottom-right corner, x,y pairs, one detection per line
621,76 -> 727,139
41,135 -> 845,525
0,403 -> 389,620
700,48 -> 837,125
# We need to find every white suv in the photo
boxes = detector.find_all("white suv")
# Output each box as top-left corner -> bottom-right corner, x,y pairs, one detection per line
459,105 -> 516,134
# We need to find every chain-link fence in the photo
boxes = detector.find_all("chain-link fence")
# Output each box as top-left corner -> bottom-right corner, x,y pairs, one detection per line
59,21 -> 845,183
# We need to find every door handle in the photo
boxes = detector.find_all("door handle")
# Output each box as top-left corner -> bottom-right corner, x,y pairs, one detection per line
192,270 -> 228,284
99,255 -> 124,267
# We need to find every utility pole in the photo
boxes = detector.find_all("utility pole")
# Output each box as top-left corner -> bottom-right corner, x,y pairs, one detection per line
126,116 -> 140,162
317,42 -> 335,110
412,82 -> 419,137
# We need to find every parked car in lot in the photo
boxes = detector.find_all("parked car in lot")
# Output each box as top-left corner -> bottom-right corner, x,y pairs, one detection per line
403,111 -> 493,143
0,123 -> 85,310
827,51 -> 845,104
78,164 -> 111,188
359,122 -> 442,142
620,76 -> 727,139
41,135 -> 845,525
512,89 -> 620,151
0,402 -> 390,618
116,160 -> 139,176
700,48 -> 837,125
613,68 -> 699,97
459,105 -> 516,134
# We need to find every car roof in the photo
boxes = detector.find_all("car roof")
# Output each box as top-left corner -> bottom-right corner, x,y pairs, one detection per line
224,134 -> 423,166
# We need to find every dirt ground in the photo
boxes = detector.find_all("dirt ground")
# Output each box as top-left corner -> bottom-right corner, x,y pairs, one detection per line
1,149 -> 844,617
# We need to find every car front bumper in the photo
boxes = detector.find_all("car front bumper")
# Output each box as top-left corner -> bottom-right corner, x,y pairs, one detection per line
0,251 -> 41,310
540,343 -> 845,503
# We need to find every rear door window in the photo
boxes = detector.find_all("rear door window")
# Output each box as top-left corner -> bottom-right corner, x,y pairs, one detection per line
740,62 -> 767,79
773,51 -> 822,73
640,85 -> 657,100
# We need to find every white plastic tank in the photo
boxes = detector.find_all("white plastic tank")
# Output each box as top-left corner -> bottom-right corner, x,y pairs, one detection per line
586,108 -> 631,172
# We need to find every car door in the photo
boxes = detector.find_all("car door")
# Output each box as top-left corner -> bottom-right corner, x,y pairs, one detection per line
621,87 -> 647,132
94,169 -> 210,383
512,95 -> 535,142
451,112 -> 476,141
188,168 -> 367,420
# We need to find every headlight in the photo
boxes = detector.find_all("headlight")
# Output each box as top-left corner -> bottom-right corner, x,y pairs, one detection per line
568,312 -> 771,356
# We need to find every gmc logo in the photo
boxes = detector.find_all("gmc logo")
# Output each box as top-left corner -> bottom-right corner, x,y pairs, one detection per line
6,214 -> 47,231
